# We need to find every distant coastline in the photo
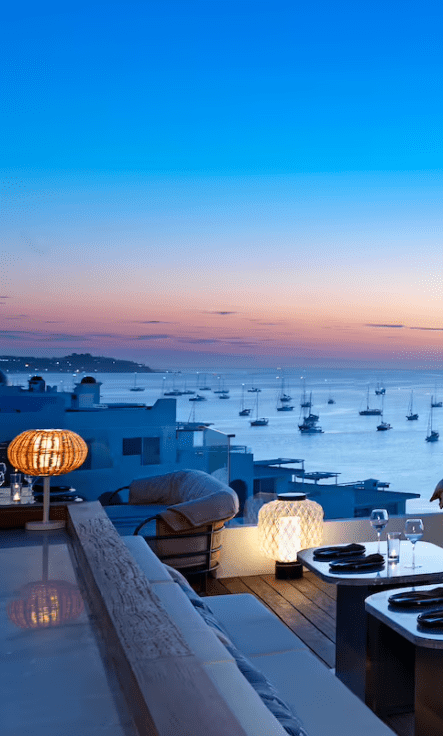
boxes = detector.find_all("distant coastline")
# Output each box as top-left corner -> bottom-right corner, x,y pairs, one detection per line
0,353 -> 155,374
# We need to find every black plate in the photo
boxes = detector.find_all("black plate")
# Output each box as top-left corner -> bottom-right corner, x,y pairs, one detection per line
329,553 -> 384,573
417,609 -> 443,628
389,590 -> 443,609
314,543 -> 366,561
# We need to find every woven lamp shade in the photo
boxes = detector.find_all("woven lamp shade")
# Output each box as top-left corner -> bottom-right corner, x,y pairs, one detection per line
258,494 -> 324,563
7,429 -> 88,476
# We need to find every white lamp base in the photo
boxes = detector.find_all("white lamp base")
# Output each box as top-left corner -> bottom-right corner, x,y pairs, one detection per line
25,477 -> 65,531
26,519 -> 66,531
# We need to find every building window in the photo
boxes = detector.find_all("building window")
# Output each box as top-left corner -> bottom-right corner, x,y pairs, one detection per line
142,437 -> 160,465
123,437 -> 142,456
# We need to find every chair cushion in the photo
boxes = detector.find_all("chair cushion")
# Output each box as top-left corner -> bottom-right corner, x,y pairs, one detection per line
164,565 -> 309,736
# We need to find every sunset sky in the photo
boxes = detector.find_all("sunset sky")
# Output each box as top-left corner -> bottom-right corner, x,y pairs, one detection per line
1,1 -> 443,368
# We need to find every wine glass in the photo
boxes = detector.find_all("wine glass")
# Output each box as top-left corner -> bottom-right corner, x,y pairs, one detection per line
24,473 -> 38,493
404,518 -> 424,569
370,509 -> 389,554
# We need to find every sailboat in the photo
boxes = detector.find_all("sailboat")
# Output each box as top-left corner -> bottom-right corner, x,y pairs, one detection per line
250,392 -> 268,426
431,386 -> 442,408
198,373 -> 211,391
180,402 -> 213,430
129,373 -> 145,392
181,377 -> 195,395
163,373 -> 183,396
214,376 -> 225,393
359,387 -> 382,416
375,382 -> 386,395
277,377 -> 293,411
214,376 -> 229,396
327,391 -> 335,405
298,394 -> 322,432
300,381 -> 311,408
239,384 -> 251,416
278,377 -> 292,402
376,396 -> 392,431
406,391 -> 419,420
247,376 -> 261,393
277,402 -> 294,411
426,398 -> 439,442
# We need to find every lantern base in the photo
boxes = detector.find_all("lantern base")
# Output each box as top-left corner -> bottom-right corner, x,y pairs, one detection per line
275,560 -> 303,579
26,520 -> 66,531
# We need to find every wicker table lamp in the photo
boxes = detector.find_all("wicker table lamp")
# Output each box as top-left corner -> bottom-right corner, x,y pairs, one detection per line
258,492 -> 324,578
7,429 -> 88,530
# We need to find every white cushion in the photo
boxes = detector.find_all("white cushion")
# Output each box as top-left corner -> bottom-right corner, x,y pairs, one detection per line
250,650 -> 396,736
204,661 -> 289,736
208,594 -> 308,656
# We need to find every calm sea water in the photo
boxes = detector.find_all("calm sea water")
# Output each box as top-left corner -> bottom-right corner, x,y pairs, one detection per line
11,367 -> 443,515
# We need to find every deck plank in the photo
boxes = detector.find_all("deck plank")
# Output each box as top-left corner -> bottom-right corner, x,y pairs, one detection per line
262,574 -> 336,643
288,574 -> 337,618
304,570 -> 337,599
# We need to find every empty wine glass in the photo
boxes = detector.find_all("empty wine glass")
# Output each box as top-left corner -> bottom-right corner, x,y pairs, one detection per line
370,509 -> 389,554
24,474 -> 38,492
404,518 -> 424,569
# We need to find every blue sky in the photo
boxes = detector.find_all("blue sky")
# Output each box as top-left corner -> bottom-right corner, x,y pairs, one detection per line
1,1 -> 443,368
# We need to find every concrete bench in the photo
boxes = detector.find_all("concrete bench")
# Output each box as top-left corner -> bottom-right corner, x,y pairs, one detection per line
123,536 -> 396,736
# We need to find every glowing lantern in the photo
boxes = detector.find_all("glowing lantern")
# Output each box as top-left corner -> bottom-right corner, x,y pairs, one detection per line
8,429 -> 88,530
258,493 -> 324,578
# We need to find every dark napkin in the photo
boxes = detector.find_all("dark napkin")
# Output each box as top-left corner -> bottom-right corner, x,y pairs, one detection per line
313,543 -> 366,561
329,553 -> 384,573
417,609 -> 443,629
389,588 -> 443,609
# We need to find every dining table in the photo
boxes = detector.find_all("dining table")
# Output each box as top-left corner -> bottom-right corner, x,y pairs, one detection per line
297,540 -> 443,701
365,581 -> 443,736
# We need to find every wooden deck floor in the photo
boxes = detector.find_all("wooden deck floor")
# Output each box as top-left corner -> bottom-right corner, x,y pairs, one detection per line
206,572 -> 412,736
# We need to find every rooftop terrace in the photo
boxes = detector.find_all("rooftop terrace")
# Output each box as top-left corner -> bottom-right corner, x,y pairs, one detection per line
2,501 -> 439,736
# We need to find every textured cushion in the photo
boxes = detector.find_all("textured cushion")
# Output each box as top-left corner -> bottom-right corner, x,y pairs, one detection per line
164,565 -> 309,736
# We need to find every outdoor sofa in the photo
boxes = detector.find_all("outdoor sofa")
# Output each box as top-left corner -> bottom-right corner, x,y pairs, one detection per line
122,533 -> 397,736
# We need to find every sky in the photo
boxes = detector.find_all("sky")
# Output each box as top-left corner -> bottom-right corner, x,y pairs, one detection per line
1,0 -> 443,369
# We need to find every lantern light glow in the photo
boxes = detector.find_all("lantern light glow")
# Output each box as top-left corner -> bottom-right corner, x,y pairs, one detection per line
7,429 -> 88,530
258,493 -> 324,578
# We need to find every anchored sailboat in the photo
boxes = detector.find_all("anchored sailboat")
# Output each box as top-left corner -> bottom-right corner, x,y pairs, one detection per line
239,384 -> 251,416
426,398 -> 439,442
359,387 -> 382,416
299,394 -> 323,433
250,391 -> 268,426
300,380 -> 311,408
277,377 -> 294,411
431,386 -> 442,408
247,375 -> 261,393
129,373 -> 145,392
406,391 -> 419,421
377,396 -> 392,431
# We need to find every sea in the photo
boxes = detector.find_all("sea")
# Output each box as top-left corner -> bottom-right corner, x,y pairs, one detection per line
11,367 -> 443,516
